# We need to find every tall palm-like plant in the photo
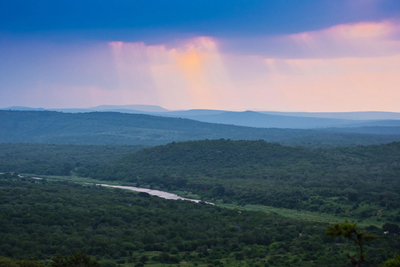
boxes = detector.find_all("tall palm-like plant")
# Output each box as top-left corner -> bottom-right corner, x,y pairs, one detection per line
325,220 -> 379,267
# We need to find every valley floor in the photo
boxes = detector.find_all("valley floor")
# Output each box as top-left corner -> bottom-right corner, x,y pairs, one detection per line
20,173 -> 388,228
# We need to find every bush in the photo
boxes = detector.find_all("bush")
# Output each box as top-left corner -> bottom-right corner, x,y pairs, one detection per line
139,255 -> 149,264
269,243 -> 279,250
380,254 -> 400,267
235,252 -> 244,260
52,252 -> 100,267
100,261 -> 116,267
168,256 -> 180,264
348,191 -> 359,202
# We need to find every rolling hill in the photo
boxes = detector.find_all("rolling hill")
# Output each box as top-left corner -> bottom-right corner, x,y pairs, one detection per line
89,139 -> 400,221
2,110 -> 400,147
3,105 -> 400,129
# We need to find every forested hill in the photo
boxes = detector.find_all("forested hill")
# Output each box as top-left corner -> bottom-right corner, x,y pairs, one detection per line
91,140 -> 326,179
90,140 -> 400,181
1,110 -> 400,147
89,140 -> 400,222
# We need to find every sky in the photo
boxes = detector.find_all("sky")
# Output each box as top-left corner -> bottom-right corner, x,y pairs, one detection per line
1,0 -> 400,111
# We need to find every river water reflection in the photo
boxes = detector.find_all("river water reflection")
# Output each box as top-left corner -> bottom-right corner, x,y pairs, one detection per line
97,184 -> 214,205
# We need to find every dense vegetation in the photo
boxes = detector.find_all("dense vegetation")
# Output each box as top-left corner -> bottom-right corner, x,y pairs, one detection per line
0,143 -> 144,176
87,140 -> 400,222
0,173 -> 399,267
1,138 -> 400,266
2,110 -> 400,147
1,141 -> 400,223
0,252 -> 100,267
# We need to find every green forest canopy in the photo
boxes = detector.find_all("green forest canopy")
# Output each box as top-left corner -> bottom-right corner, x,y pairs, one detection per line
1,140 -> 399,224
0,173 -> 398,266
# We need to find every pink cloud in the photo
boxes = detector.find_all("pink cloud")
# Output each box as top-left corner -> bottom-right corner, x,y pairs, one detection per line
221,20 -> 400,59
12,21 -> 399,112
286,20 -> 400,58
262,55 -> 400,112
105,29 -> 400,112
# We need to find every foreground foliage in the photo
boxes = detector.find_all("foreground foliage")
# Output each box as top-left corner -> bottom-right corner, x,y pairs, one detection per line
0,174 -> 399,266
0,252 -> 99,267
0,256 -> 45,267
51,252 -> 100,267
380,254 -> 400,267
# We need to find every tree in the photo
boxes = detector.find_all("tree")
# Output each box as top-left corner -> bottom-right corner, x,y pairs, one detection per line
0,257 -> 45,267
0,256 -> 18,267
325,220 -> 379,267
139,255 -> 149,264
234,252 -> 244,260
158,253 -> 169,263
348,190 -> 359,202
51,252 -> 100,267
380,254 -> 400,267
382,223 -> 400,235
17,260 -> 46,267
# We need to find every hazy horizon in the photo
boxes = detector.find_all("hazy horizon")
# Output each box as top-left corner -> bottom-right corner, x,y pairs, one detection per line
3,104 -> 400,114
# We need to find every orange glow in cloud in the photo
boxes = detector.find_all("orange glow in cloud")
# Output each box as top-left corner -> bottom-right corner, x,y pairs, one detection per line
175,45 -> 215,108
104,20 -> 400,112
177,50 -> 202,68
109,37 -> 232,109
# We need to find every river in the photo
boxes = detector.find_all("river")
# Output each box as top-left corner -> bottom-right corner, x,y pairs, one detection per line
0,172 -> 213,205
96,184 -> 214,205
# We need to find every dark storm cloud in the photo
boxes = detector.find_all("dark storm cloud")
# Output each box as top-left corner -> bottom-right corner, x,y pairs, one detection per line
1,0 -> 400,41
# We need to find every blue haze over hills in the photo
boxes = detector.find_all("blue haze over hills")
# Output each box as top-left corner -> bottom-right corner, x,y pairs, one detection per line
3,105 -> 400,133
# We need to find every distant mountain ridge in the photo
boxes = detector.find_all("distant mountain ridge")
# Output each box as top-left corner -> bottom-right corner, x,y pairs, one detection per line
2,105 -> 400,130
261,111 -> 400,120
1,104 -> 169,113
176,110 -> 355,128
1,110 -> 400,147
89,104 -> 169,112
3,106 -> 46,111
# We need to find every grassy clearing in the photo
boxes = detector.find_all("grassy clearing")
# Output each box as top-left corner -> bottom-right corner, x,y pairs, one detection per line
218,203 -> 385,228
20,173 -> 123,185
97,251 -> 234,267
